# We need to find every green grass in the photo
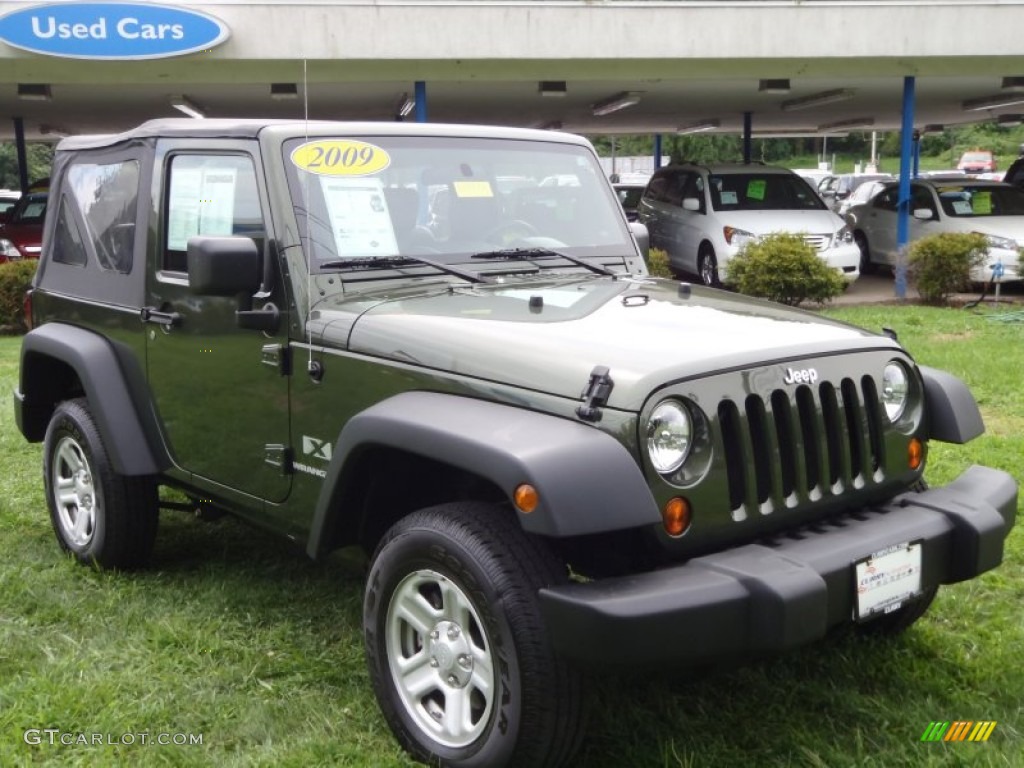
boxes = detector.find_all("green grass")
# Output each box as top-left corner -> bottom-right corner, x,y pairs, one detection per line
1,306 -> 1022,766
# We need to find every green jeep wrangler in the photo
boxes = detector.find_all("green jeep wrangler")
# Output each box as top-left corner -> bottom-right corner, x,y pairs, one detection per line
14,119 -> 1017,767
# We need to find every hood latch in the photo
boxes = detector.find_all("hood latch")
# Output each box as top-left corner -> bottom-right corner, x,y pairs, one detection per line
576,365 -> 614,422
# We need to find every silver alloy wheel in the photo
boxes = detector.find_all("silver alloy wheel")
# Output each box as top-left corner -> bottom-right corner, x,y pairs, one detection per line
385,568 -> 496,748
700,251 -> 718,286
51,435 -> 97,548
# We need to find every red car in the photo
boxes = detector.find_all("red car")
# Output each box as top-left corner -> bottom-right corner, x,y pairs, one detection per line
0,189 -> 47,263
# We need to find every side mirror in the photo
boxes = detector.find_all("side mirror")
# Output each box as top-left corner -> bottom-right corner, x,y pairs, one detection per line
682,197 -> 701,212
187,236 -> 261,296
629,222 -> 649,259
912,208 -> 934,221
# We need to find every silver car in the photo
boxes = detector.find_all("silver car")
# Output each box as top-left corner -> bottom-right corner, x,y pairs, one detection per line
637,162 -> 861,286
846,178 -> 1023,283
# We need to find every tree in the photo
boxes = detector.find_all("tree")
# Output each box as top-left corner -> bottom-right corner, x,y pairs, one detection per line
0,142 -> 56,189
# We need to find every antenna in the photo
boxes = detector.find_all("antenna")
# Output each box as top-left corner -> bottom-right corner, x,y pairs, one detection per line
302,58 -> 314,373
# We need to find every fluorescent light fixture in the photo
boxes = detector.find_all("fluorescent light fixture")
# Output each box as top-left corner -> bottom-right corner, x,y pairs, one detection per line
171,96 -> 205,119
539,81 -> 567,97
818,117 -> 874,132
921,123 -> 944,134
781,88 -> 855,112
998,114 -> 1024,127
396,93 -> 415,118
1001,76 -> 1024,92
754,130 -> 847,139
963,93 -> 1024,112
592,91 -> 642,117
18,83 -> 51,101
758,79 -> 790,94
676,119 -> 720,135
270,83 -> 298,100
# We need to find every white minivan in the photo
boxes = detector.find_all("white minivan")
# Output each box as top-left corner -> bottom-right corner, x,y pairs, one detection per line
637,163 -> 861,286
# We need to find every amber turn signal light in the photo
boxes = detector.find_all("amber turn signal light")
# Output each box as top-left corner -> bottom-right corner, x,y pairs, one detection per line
662,497 -> 691,537
908,438 -> 923,470
514,484 -> 539,514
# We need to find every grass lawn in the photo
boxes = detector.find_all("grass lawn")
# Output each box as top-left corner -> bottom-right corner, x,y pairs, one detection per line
1,303 -> 1021,767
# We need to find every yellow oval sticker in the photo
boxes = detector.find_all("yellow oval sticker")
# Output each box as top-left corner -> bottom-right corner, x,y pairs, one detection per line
290,140 -> 391,177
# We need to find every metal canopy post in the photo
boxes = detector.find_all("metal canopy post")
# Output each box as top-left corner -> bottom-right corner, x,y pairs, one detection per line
743,111 -> 752,164
414,81 -> 427,123
654,134 -> 662,169
895,76 -> 915,300
14,117 -> 29,193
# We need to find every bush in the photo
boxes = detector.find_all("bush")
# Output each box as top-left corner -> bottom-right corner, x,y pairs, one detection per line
906,232 -> 988,305
0,259 -> 38,333
725,232 -> 846,306
647,247 -> 674,279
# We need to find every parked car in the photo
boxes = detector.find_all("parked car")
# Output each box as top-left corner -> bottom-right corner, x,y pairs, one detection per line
613,180 -> 646,221
637,162 -> 860,285
835,178 -> 890,218
0,187 -> 47,263
1003,155 -> 1024,190
818,173 -> 893,211
957,150 -> 996,174
846,178 -> 1023,282
0,188 -> 20,221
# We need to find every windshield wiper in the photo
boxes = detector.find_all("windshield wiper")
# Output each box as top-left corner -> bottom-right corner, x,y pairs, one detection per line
318,254 -> 493,284
471,247 -> 619,277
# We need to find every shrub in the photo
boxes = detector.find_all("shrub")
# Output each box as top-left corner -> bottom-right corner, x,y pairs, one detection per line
725,232 -> 845,306
647,247 -> 674,279
906,232 -> 988,305
0,259 -> 38,333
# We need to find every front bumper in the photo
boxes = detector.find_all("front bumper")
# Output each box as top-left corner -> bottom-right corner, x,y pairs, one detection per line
539,465 -> 1016,666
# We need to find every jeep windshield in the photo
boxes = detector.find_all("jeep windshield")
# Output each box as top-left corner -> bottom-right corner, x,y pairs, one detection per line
282,134 -> 635,277
709,173 -> 826,212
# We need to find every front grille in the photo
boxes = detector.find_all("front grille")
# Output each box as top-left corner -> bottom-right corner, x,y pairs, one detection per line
718,375 -> 885,521
803,234 -> 829,251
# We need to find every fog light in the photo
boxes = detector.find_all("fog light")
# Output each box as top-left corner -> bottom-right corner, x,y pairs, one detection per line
662,497 -> 691,537
514,484 -> 539,514
908,438 -> 923,470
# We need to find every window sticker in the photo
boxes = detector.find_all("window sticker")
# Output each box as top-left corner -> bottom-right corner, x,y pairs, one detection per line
320,176 -> 398,258
746,180 -> 767,201
720,190 -> 738,205
168,167 -> 237,251
453,180 -> 494,198
291,140 -> 390,177
951,200 -> 973,216
972,191 -> 993,215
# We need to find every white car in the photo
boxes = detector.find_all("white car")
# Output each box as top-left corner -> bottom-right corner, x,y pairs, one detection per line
637,163 -> 860,286
846,179 -> 1023,283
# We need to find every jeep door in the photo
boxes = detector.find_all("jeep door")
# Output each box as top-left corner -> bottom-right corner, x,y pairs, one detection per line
144,142 -> 291,503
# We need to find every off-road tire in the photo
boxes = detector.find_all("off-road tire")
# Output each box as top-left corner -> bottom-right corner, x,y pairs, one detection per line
363,501 -> 586,767
43,398 -> 158,569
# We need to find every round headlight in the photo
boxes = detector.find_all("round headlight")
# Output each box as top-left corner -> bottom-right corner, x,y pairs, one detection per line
646,401 -> 693,474
882,362 -> 909,422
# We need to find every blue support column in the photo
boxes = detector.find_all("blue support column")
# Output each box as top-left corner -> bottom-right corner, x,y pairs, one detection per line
414,81 -> 427,123
742,112 -> 752,164
14,117 -> 29,193
654,134 -> 663,169
895,76 -> 916,300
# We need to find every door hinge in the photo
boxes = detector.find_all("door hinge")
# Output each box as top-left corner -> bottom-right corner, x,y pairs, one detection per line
264,444 -> 293,475
261,343 -> 292,376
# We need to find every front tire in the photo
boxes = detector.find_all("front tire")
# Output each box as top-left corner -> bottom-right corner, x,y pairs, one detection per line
854,231 -> 875,275
363,502 -> 585,767
698,245 -> 721,287
43,398 -> 158,569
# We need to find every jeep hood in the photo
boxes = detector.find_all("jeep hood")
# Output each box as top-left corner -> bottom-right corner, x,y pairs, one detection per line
312,277 -> 893,411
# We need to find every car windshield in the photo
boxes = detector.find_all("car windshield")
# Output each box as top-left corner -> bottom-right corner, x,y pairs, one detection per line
283,135 -> 633,273
935,184 -> 1024,217
708,173 -> 825,212
7,192 -> 47,224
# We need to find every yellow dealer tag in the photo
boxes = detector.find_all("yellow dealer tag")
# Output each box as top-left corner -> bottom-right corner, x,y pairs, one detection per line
290,140 -> 391,177
453,180 -> 494,198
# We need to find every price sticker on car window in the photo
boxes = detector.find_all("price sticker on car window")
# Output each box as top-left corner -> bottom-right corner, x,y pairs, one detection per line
453,180 -> 494,198
291,140 -> 391,177
972,191 -> 993,215
746,179 -> 766,201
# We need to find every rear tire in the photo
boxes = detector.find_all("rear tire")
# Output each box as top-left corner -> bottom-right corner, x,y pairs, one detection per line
854,231 -> 875,275
43,398 -> 158,569
363,502 -> 586,767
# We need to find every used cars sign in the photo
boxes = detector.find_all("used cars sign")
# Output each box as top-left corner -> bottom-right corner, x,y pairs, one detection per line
0,2 -> 229,59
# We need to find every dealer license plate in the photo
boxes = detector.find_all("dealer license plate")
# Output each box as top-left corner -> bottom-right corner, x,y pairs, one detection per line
853,541 -> 922,621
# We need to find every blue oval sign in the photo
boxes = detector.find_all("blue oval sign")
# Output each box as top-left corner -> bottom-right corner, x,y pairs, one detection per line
0,2 -> 230,60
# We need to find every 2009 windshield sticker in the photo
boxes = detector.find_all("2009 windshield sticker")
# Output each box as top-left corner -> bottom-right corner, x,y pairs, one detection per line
290,140 -> 390,177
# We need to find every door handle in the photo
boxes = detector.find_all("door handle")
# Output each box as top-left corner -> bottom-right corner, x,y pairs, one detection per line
140,306 -> 182,328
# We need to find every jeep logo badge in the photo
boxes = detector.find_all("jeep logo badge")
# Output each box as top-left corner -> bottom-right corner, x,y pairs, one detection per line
783,366 -> 818,385
302,435 -> 332,461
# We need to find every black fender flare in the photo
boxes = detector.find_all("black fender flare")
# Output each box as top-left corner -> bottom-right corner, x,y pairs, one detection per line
306,392 -> 659,558
16,323 -> 170,475
919,365 -> 984,444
